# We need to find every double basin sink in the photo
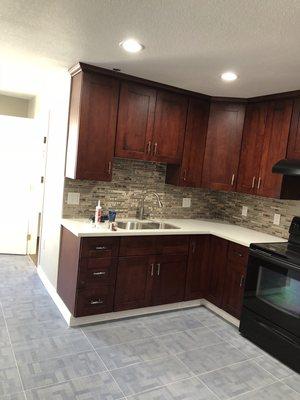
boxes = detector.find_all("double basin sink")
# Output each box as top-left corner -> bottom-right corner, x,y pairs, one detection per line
116,220 -> 180,230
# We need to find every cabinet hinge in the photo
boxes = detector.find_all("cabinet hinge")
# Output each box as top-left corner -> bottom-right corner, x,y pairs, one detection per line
41,176 -> 44,183
43,137 -> 47,144
27,234 -> 31,241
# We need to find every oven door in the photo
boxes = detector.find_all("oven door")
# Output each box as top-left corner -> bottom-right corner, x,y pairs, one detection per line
243,249 -> 300,337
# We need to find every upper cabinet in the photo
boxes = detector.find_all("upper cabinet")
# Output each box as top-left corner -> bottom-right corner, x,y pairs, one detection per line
257,99 -> 293,197
165,98 -> 210,187
287,98 -> 300,159
115,82 -> 156,160
202,102 -> 245,191
66,70 -> 119,181
237,102 -> 268,194
152,90 -> 188,164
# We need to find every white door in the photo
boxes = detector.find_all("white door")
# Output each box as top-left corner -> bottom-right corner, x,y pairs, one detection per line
0,115 -> 36,254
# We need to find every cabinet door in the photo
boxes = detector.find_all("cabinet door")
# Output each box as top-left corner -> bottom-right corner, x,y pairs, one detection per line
166,98 -> 209,187
76,72 -> 119,181
206,236 -> 228,307
237,102 -> 268,194
115,82 -> 156,160
202,102 -> 245,191
152,90 -> 188,164
114,256 -> 154,311
185,235 -> 210,300
222,243 -> 248,318
287,98 -> 300,159
152,254 -> 187,306
257,99 -> 293,198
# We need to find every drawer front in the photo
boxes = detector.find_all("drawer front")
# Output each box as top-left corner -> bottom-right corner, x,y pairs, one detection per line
78,258 -> 117,287
81,237 -> 119,258
75,285 -> 114,316
227,242 -> 248,265
119,236 -> 157,256
157,235 -> 189,255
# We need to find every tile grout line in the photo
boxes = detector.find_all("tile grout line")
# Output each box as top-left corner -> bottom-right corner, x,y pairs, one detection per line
0,303 -> 28,400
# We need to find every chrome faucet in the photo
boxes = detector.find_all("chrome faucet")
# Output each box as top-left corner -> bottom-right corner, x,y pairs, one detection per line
137,192 -> 163,220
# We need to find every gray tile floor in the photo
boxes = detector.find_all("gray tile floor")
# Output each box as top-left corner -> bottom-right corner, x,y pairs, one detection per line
0,255 -> 299,400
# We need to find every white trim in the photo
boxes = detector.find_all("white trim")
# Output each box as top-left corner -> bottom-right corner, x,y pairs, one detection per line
37,265 -> 72,325
203,299 -> 240,327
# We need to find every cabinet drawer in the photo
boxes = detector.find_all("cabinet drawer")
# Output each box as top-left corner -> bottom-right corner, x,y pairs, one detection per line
227,242 -> 248,265
78,258 -> 117,287
158,236 -> 189,255
119,235 -> 189,256
75,285 -> 114,316
81,237 -> 119,258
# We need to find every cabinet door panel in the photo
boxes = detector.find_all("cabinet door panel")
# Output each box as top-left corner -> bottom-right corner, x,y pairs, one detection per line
237,102 -> 268,194
152,90 -> 188,164
287,98 -> 300,159
76,73 -> 119,181
114,256 -> 153,311
202,102 -> 245,191
152,254 -> 187,306
185,235 -> 210,300
115,82 -> 156,160
206,236 -> 228,307
258,99 -> 293,198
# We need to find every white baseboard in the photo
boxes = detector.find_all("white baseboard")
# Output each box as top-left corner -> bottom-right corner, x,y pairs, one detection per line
37,267 -> 240,328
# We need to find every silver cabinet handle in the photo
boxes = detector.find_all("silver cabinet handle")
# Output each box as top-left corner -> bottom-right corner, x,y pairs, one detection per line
150,263 -> 154,276
251,176 -> 256,189
231,173 -> 235,186
93,271 -> 106,276
108,161 -> 112,174
183,169 -> 187,181
147,141 -> 152,154
95,246 -> 107,250
153,142 -> 158,156
257,177 -> 262,189
157,263 -> 161,276
90,299 -> 104,305
240,275 -> 245,288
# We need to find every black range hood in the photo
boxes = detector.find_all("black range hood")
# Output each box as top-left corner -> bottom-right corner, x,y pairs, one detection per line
272,159 -> 300,199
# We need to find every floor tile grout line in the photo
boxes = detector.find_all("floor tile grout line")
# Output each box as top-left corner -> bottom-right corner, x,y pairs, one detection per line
80,327 -> 128,400
227,380 -> 297,400
0,303 -> 28,400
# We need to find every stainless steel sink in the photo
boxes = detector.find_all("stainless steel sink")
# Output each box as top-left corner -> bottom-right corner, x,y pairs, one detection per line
116,221 -> 180,230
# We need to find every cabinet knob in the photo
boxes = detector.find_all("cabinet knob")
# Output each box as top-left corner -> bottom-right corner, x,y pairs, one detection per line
90,299 -> 104,305
153,142 -> 158,156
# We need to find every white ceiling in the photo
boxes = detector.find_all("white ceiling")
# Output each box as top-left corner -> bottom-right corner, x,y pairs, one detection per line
1,0 -> 300,97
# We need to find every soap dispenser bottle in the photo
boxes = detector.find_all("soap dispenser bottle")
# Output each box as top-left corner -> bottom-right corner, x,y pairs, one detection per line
95,200 -> 102,226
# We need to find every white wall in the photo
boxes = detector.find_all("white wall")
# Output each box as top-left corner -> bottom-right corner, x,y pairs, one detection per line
0,93 -> 30,117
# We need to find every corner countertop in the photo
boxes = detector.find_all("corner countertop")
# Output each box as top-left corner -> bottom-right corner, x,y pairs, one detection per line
61,218 -> 286,247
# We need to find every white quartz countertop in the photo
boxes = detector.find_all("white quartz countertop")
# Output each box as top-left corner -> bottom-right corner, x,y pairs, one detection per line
61,218 -> 286,247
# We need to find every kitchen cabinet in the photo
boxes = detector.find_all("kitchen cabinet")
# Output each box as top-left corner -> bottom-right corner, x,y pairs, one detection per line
152,90 -> 188,164
202,102 -> 245,191
166,98 -> 210,187
222,242 -> 248,318
206,236 -> 229,307
185,235 -> 210,300
66,70 -> 120,181
237,102 -> 268,194
115,82 -> 156,160
257,99 -> 293,197
287,98 -> 300,159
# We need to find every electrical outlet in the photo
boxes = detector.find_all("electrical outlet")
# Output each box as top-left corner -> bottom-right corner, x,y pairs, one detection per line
67,192 -> 80,205
273,213 -> 281,225
242,206 -> 248,217
182,198 -> 191,208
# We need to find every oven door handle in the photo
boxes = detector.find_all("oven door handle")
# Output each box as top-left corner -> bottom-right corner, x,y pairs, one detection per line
249,248 -> 300,272
256,320 -> 300,348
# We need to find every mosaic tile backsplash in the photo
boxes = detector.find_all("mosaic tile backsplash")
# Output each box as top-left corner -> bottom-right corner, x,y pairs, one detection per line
63,158 -> 300,239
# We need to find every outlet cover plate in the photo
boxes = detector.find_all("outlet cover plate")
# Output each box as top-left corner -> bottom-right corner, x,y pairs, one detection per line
273,213 -> 281,225
67,192 -> 80,205
182,198 -> 191,208
242,206 -> 248,217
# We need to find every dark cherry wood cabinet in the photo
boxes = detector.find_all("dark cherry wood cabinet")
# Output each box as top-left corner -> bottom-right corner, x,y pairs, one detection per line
202,102 -> 245,191
114,256 -> 154,311
115,82 -> 156,160
206,236 -> 229,307
222,242 -> 248,318
166,98 -> 210,187
152,90 -> 188,164
287,98 -> 300,159
66,71 -> 120,181
185,235 -> 210,300
237,102 -> 268,194
257,99 -> 293,198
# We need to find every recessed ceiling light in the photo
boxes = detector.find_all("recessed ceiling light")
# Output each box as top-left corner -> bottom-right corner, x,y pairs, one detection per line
119,38 -> 144,53
221,71 -> 238,81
